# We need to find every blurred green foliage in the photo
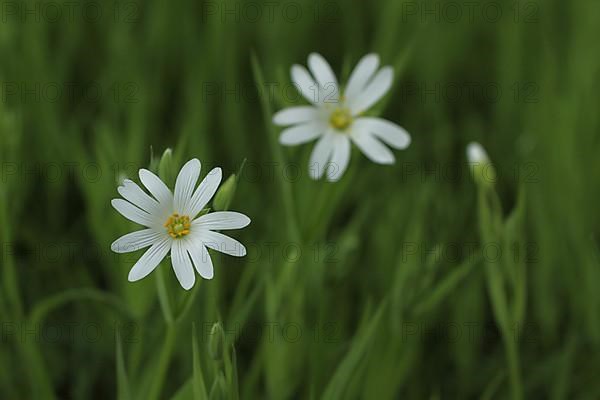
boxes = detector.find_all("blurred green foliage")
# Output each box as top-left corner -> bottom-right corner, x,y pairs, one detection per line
1,0 -> 600,398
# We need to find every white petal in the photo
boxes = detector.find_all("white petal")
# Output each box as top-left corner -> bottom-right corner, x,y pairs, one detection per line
348,67 -> 394,115
291,64 -> 320,105
112,199 -> 156,227
139,169 -> 173,208
351,130 -> 395,165
308,132 -> 336,180
186,239 -> 214,280
174,159 -> 201,213
127,238 -> 171,282
353,117 -> 411,149
186,167 -> 222,217
111,229 -> 163,253
171,240 -> 195,290
273,106 -> 320,126
279,122 -> 325,146
197,230 -> 247,257
118,180 -> 161,215
344,54 -> 380,103
193,211 -> 251,230
326,135 -> 351,182
308,53 -> 339,102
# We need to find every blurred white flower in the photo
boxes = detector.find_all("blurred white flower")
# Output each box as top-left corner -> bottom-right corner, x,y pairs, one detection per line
273,53 -> 411,182
110,159 -> 250,290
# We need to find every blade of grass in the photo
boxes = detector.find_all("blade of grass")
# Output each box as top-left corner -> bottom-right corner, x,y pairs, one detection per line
250,52 -> 302,243
116,330 -> 132,400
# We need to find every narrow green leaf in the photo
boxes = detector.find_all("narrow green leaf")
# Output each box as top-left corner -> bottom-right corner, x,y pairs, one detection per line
413,255 -> 481,316
192,323 -> 208,400
116,330 -> 132,400
322,300 -> 387,399
503,186 -> 527,325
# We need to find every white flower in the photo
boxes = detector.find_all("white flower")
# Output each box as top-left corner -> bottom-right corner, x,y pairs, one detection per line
273,53 -> 411,182
110,159 -> 250,290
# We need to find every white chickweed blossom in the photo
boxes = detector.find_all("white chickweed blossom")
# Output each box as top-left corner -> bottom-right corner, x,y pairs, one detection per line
110,159 -> 250,290
273,53 -> 411,181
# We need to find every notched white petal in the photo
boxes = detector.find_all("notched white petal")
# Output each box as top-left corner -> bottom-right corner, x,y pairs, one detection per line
308,133 -> 336,180
354,118 -> 411,149
351,130 -> 395,165
194,211 -> 251,230
174,159 -> 201,213
118,179 -> 161,215
279,122 -> 325,146
111,229 -> 163,253
186,239 -> 214,280
344,53 -> 380,102
273,106 -> 319,126
326,135 -> 351,182
348,66 -> 394,115
111,199 -> 156,227
139,169 -> 173,206
199,230 -> 247,257
291,64 -> 320,105
171,240 -> 195,290
127,238 -> 171,282
187,167 -> 222,217
308,53 -> 339,102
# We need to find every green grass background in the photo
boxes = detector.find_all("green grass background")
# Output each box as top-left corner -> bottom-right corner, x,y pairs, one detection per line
1,0 -> 600,398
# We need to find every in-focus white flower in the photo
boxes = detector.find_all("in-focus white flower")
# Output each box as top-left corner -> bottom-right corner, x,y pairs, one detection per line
110,159 -> 250,290
273,53 -> 411,182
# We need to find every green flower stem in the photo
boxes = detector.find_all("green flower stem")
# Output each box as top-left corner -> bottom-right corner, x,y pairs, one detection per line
307,159 -> 360,241
146,324 -> 177,400
145,264 -> 177,400
176,280 -> 201,325
148,264 -> 203,400
155,265 -> 174,325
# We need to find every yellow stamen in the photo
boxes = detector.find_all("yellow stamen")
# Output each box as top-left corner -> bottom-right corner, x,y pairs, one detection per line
164,213 -> 191,239
329,108 -> 352,131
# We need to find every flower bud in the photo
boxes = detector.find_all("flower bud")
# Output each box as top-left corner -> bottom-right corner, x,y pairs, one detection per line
213,174 -> 237,211
466,142 -> 496,187
158,148 -> 174,185
208,322 -> 226,361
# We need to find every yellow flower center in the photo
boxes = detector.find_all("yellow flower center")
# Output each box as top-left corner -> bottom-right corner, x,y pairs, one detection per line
164,213 -> 191,239
329,108 -> 352,131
